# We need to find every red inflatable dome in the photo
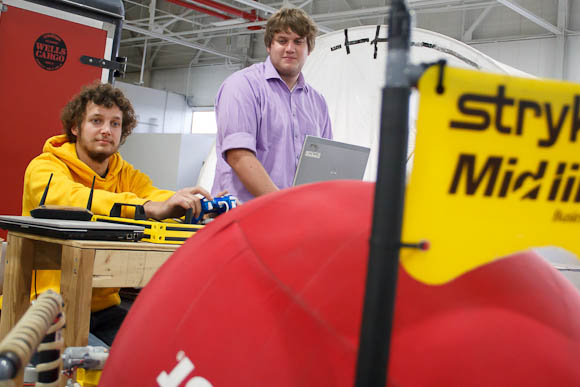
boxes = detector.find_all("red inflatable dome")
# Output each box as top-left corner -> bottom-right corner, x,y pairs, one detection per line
101,181 -> 580,386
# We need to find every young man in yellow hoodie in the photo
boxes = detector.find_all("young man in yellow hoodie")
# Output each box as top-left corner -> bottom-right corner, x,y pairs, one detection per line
20,82 -> 214,346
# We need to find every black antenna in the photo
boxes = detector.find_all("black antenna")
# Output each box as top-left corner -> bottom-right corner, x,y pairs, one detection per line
86,176 -> 96,211
38,173 -> 53,206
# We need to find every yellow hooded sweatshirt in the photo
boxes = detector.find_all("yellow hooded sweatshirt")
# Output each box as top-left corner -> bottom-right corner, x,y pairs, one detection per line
17,134 -> 175,312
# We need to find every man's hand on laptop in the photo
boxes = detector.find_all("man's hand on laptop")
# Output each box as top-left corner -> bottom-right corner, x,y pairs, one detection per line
144,186 -> 213,221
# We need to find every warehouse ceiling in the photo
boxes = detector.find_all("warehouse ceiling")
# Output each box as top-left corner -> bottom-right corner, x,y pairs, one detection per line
119,0 -> 572,74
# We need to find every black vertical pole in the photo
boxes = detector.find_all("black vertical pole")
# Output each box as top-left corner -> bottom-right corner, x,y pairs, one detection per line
355,1 -> 411,386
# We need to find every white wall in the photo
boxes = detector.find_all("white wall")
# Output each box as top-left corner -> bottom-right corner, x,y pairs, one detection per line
471,37 -> 560,79
150,64 -> 240,108
565,35 -> 580,83
116,82 -> 192,133
471,34 -> 580,81
114,83 -> 217,190
120,133 -> 215,191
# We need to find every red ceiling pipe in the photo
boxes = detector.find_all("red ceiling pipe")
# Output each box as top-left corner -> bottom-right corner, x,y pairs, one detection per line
191,0 -> 265,22
166,0 -> 231,20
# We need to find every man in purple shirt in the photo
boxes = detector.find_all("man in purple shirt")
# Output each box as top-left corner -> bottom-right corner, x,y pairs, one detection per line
212,8 -> 332,203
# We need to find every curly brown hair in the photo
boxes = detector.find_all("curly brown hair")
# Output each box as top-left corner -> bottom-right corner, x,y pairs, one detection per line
264,8 -> 318,53
61,82 -> 137,144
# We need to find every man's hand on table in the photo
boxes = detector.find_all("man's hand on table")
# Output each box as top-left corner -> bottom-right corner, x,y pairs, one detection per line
144,186 -> 213,221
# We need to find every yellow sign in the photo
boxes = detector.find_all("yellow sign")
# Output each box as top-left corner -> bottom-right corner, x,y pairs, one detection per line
401,66 -> 580,284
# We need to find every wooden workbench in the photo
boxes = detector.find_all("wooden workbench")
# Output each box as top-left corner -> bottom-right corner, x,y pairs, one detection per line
0,231 -> 178,347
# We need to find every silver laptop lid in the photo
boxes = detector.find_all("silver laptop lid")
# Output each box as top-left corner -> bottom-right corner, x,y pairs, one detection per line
293,136 -> 370,186
0,216 -> 145,241
0,216 -> 142,231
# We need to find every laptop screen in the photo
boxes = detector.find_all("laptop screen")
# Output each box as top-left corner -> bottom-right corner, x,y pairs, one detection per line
293,136 -> 370,186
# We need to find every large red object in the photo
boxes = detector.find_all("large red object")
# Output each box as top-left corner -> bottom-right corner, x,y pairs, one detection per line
101,181 -> 580,386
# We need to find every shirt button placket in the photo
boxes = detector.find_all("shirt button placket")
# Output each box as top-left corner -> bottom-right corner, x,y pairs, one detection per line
289,93 -> 297,159
291,93 -> 299,158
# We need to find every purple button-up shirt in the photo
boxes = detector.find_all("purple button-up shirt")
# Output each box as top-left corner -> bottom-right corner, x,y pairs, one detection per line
212,56 -> 332,203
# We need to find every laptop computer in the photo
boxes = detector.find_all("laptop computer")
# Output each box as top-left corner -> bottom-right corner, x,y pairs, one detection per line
293,136 -> 371,186
0,216 -> 145,241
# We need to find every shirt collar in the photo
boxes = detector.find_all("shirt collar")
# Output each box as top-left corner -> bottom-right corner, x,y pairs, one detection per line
264,56 -> 309,93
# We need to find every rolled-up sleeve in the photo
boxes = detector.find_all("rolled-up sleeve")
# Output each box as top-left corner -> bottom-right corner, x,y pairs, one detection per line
215,75 -> 260,159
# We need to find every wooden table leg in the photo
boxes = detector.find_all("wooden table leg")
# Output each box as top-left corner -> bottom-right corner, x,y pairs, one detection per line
0,234 -> 34,340
60,246 -> 94,347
